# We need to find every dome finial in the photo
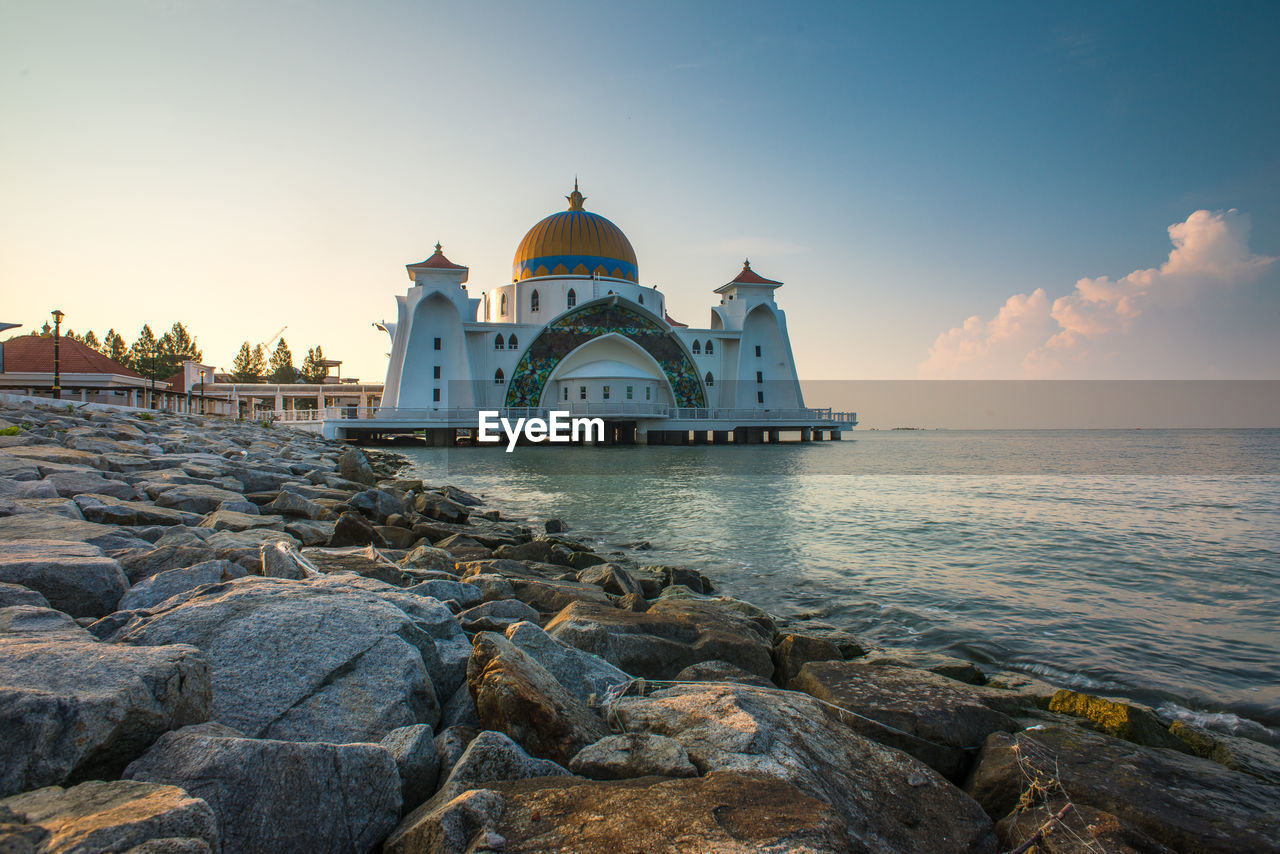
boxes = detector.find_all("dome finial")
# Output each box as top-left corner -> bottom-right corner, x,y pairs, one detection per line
566,179 -> 586,211
743,258 -> 751,269
433,242 -> 443,255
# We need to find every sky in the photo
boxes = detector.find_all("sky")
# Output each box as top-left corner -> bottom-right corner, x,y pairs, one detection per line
2,0 -> 1278,388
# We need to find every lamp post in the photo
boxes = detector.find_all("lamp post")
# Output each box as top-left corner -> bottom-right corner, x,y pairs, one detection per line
200,369 -> 208,415
51,310 -> 64,400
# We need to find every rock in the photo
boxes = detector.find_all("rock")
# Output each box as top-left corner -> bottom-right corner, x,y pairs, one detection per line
966,724 -> 1280,854
1047,690 -> 1189,752
381,724 -> 440,814
406,579 -> 483,609
222,466 -> 293,493
41,470 -> 138,500
0,581 -> 50,609
329,511 -> 389,548
154,485 -> 245,515
503,620 -> 631,707
865,648 -> 987,685
575,563 -> 644,597
72,494 -> 196,527
434,726 -> 479,780
120,544 -> 218,584
440,682 -> 480,729
544,518 -> 566,533
414,492 -> 469,524
283,518 -> 334,546
569,732 -> 698,779
196,508 -> 283,533
400,544 -> 457,573
125,724 -> 400,854
457,598 -> 540,632
430,533 -> 491,561
465,572 -> 515,602
383,789 -> 505,854
118,560 -> 247,611
384,730 -> 569,853
0,605 -> 211,796
566,550 -> 607,570
617,591 -> 648,611
351,488 -> 404,524
510,576 -> 614,615
617,682 -> 997,853
674,659 -> 774,688
790,660 -> 1018,780
375,525 -> 418,550
392,771 -> 852,854
338,446 -> 377,486
648,564 -> 713,593
440,485 -> 483,506
0,780 -> 218,854
107,577 -> 445,743
1169,719 -> 1280,784
773,633 -> 843,687
995,798 -> 1173,854
545,598 -> 775,680
0,512 -> 153,553
0,539 -> 129,618
266,490 -> 332,520
492,540 -> 563,564
467,631 -> 610,765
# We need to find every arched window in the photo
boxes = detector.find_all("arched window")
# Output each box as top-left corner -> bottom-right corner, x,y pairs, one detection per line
494,368 -> 505,385
507,334 -> 518,350
705,371 -> 714,387
639,293 -> 644,305
530,290 -> 540,312
567,288 -> 576,308
705,340 -> 714,355
500,293 -> 508,316
494,333 -> 504,350
691,340 -> 701,354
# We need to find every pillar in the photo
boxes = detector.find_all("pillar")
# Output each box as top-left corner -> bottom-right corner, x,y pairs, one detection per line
692,431 -> 708,445
800,427 -> 812,442
767,429 -> 780,443
832,430 -> 842,441
647,429 -> 662,445
712,430 -> 730,444
732,427 -> 747,444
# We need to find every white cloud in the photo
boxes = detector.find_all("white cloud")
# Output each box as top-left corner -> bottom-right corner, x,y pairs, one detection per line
920,210 -> 1276,379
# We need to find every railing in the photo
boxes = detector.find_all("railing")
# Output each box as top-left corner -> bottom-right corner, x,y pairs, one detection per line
271,404 -> 856,425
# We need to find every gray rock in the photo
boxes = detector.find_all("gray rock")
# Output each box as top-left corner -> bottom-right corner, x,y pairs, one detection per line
73,493 -> 197,527
440,485 -> 483,507
864,647 -> 987,685
329,511 -> 388,548
464,572 -> 514,602
120,544 -> 219,584
0,539 -> 129,618
406,578 -> 482,609
109,576 -> 447,743
383,788 -> 505,854
569,732 -> 698,779
674,659 -> 775,688
267,490 -> 332,520
503,620 -> 631,706
118,561 -> 247,612
196,508 -> 283,533
0,780 -> 218,854
223,467 -> 292,493
440,681 -> 480,729
214,498 -> 258,515
125,725 -> 400,854
399,544 -> 457,573
456,598 -> 540,632
466,631 -> 609,765
41,470 -> 138,500
338,446 -> 377,486
155,485 -> 245,515
0,605 -> 211,796
350,488 -> 403,524
283,518 -> 334,546
0,581 -> 50,609
617,682 -> 998,853
381,724 -> 440,813
773,633 -> 844,687
434,725 -> 479,780
259,541 -> 307,579
0,512 -> 153,553
15,478 -> 61,498
575,563 -> 644,597
413,492 -> 469,524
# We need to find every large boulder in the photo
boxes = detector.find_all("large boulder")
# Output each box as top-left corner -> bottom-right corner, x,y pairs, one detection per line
616,682 -> 998,853
0,780 -> 218,854
545,598 -> 775,680
154,485 -> 245,515
195,509 -> 283,533
380,724 -> 440,814
456,599 -> 540,632
1047,689 -> 1189,752
72,494 -> 197,527
350,488 -> 404,524
466,631 -> 609,765
0,605 -> 211,796
266,490 -> 333,520
0,539 -> 129,618
569,732 -> 698,780
0,513 -> 152,554
329,511 -> 389,548
772,633 -> 844,687
41,469 -> 138,500
414,492 -> 469,524
125,724 -> 400,854
965,724 -> 1280,854
338,446 -> 377,486
119,543 -> 219,584
0,581 -> 49,609
503,620 -> 631,706
790,660 -> 1018,779
118,561 -> 247,612
106,577 -> 451,743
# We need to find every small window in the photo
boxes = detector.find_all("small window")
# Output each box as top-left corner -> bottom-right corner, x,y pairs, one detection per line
692,340 -> 700,355
432,388 -> 441,402
626,386 -> 633,399
494,368 -> 505,385
757,391 -> 764,404
433,366 -> 441,379
603,385 -> 610,400
500,293 -> 508,316
563,387 -> 568,401
755,345 -> 761,357
567,288 -> 576,308
508,334 -> 518,350
705,340 -> 714,355
639,294 -> 644,305
530,290 -> 540,312
756,371 -> 763,384
705,371 -> 714,387
579,386 -> 586,400
494,333 -> 504,350
646,386 -> 651,400
433,337 -> 441,351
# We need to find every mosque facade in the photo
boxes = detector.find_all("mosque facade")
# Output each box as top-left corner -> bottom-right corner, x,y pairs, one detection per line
374,184 -> 853,444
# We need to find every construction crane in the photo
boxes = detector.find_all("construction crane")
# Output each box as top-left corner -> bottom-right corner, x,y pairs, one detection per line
259,326 -> 287,351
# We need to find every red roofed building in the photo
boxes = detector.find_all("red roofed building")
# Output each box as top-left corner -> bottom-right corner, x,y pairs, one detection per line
0,333 -> 172,408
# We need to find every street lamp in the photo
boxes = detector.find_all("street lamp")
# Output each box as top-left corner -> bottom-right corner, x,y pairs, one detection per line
51,310 -> 64,400
200,369 -> 208,415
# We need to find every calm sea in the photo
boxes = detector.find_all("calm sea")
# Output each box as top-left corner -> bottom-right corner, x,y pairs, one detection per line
399,429 -> 1280,739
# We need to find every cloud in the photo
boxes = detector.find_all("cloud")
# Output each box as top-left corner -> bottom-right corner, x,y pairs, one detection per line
920,210 -> 1276,378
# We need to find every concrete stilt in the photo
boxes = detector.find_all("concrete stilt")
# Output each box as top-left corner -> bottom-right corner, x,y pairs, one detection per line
800,427 -> 812,442
832,430 -> 842,440
767,429 -> 780,444
713,430 -> 730,444
692,431 -> 708,445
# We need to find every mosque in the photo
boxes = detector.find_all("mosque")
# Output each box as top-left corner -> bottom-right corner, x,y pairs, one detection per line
371,183 -> 854,445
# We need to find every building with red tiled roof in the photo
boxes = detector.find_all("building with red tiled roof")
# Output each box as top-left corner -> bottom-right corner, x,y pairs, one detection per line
0,333 -> 166,407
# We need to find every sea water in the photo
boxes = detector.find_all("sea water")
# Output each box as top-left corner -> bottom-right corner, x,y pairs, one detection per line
399,429 -> 1280,739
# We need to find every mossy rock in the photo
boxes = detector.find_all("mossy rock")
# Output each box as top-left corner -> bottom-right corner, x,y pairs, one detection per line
1048,689 -> 1189,753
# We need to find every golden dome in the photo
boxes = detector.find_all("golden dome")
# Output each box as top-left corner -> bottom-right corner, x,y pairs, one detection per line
513,182 -> 638,282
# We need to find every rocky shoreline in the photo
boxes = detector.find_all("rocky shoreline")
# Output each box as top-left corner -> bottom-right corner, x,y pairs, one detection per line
1,400 -> 1278,853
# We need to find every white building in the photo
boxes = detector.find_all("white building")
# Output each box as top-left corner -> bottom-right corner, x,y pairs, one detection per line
371,184 -> 854,444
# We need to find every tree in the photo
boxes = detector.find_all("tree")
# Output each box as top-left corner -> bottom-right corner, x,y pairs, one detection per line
299,346 -> 328,384
269,338 -> 296,384
129,325 -> 167,380
159,322 -> 201,370
104,329 -> 128,364
82,331 -> 100,351
230,342 -> 263,383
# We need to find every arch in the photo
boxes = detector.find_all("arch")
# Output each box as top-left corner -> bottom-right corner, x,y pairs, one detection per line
691,340 -> 701,354
494,368 -> 505,384
494,333 -> 504,350
705,371 -> 714,387
508,333 -> 518,349
705,339 -> 714,355
638,293 -> 644,305
567,288 -> 577,308
397,291 -> 471,409
543,334 -> 671,408
500,293 -> 508,316
530,289 -> 540,312
504,298 -> 706,408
